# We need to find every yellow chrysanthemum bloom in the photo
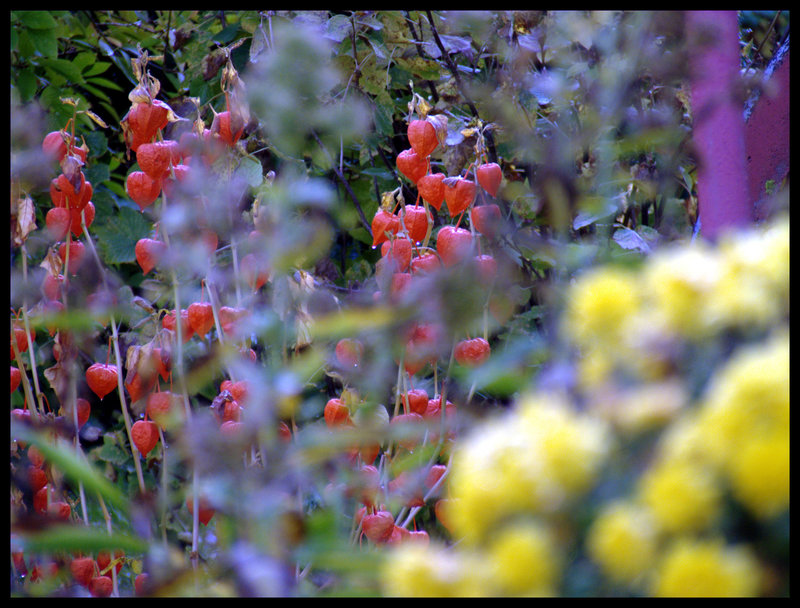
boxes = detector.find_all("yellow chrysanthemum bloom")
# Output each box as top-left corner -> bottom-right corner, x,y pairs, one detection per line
638,458 -> 721,535
697,330 -> 789,471
518,394 -> 611,496
446,393 -> 610,545
641,242 -> 721,338
651,538 -> 761,597
705,259 -> 778,332
727,431 -> 789,519
586,500 -> 659,586
704,219 -> 789,331
486,520 -> 561,596
562,266 -> 642,351
381,542 -> 492,597
445,414 -> 561,544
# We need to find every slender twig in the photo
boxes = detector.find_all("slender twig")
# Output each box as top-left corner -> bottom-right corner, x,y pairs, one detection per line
751,11 -> 782,68
312,131 -> 373,236
424,10 -> 498,163
403,11 -> 440,103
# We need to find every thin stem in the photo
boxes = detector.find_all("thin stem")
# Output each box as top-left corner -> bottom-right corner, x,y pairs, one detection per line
96,492 -> 118,596
159,189 -> 199,568
70,374 -> 89,525
158,426 -> 169,545
19,244 -> 46,417
79,216 -> 146,492
110,314 -> 147,494
11,320 -> 41,424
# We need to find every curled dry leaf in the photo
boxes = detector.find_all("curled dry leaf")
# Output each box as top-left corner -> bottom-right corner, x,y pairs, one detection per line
12,195 -> 37,247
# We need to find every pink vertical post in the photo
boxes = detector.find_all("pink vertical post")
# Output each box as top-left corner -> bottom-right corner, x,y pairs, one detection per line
686,11 -> 751,240
745,49 -> 790,221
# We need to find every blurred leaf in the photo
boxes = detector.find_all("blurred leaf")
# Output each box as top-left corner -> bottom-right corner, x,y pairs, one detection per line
19,525 -> 147,555
573,197 -> 621,230
309,306 -> 398,341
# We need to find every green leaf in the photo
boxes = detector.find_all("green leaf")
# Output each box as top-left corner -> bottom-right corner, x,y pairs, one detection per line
12,426 -> 129,512
72,51 -> 97,72
30,27 -> 59,58
90,187 -> 116,219
83,130 -> 109,157
612,225 -> 652,253
16,10 -> 57,30
83,61 -> 112,77
371,100 -> 393,137
234,156 -> 264,188
324,14 -> 353,43
85,162 -> 110,188
94,206 -> 153,265
86,76 -> 125,91
358,167 -> 393,179
15,68 -> 38,102
94,433 -> 132,467
41,57 -> 85,84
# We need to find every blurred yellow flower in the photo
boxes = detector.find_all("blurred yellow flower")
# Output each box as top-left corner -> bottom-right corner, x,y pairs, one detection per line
705,220 -> 789,330
445,414 -> 561,544
381,542 -> 491,597
574,345 -> 615,391
697,330 -> 789,471
641,242 -> 721,338
563,266 -> 641,351
651,538 -> 761,597
657,412 -> 710,466
590,380 -> 686,436
446,393 -> 610,545
486,520 -> 561,596
586,501 -> 659,586
638,458 -> 721,535
756,217 -> 790,301
728,431 -> 789,519
519,395 -> 611,496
